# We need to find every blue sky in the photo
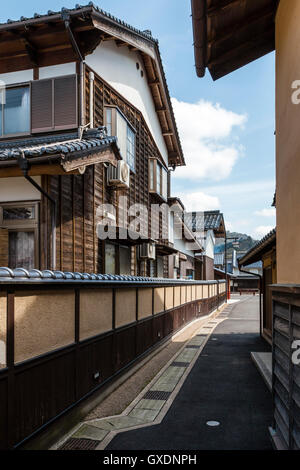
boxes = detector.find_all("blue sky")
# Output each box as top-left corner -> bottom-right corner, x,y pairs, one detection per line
0,1 -> 276,239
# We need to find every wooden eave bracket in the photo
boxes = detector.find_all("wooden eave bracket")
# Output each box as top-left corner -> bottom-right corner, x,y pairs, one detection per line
91,15 -> 156,60
61,147 -> 119,173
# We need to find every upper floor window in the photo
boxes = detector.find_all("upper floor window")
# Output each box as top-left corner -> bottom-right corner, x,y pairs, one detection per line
0,75 -> 78,138
149,158 -> 168,201
0,86 -> 30,136
105,106 -> 136,172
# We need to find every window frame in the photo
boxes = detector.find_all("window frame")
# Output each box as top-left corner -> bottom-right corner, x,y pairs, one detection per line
0,74 -> 78,140
0,82 -> 31,139
0,201 -> 40,269
104,105 -> 136,173
148,158 -> 169,201
31,74 -> 78,134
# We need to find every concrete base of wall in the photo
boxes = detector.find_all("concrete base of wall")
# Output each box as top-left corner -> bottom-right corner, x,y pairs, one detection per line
22,302 -> 226,450
251,352 -> 272,392
269,427 -> 288,450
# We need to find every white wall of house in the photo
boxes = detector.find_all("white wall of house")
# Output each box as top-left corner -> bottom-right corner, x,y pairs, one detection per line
173,236 -> 195,258
86,41 -> 169,165
39,62 -> 76,79
0,177 -> 41,202
0,69 -> 33,85
0,63 -> 77,86
204,229 -> 215,260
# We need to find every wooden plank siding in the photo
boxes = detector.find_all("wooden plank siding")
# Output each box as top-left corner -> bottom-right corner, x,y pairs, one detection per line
40,65 -> 168,274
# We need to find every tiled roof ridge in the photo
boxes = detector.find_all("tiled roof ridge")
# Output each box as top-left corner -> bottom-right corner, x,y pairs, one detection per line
0,127 -> 117,160
238,228 -> 276,266
0,267 -> 222,284
2,3 -> 158,44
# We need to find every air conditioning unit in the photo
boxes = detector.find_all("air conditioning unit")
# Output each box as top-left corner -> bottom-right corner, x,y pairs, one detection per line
139,242 -> 156,260
174,253 -> 180,268
107,160 -> 130,189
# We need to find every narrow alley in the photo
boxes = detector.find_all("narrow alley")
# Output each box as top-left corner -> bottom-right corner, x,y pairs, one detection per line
105,296 -> 272,450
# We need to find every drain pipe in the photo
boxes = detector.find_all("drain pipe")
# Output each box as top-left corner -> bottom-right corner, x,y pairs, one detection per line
62,11 -> 85,130
239,266 -> 263,337
17,153 -> 57,271
89,71 -> 95,128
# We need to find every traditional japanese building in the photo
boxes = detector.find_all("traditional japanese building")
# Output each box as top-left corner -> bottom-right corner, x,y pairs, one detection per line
191,0 -> 299,449
185,210 -> 226,280
0,3 -> 185,277
239,228 -> 276,344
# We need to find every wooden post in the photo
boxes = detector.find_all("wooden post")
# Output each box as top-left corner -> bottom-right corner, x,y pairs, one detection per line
7,290 -> 15,449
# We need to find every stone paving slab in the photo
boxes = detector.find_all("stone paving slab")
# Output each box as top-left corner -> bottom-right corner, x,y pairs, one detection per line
128,408 -> 160,421
73,424 -> 108,441
135,399 -> 165,411
89,416 -> 145,431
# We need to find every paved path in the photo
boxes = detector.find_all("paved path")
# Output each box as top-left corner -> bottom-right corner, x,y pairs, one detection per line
57,296 -> 272,451
105,296 -> 272,450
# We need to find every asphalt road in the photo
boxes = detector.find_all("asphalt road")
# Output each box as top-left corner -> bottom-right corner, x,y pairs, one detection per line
106,296 -> 273,450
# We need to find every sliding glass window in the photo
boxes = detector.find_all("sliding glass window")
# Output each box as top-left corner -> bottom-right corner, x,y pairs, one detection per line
0,86 -> 30,136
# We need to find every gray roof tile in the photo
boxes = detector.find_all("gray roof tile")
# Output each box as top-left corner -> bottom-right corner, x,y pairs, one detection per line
184,210 -> 224,232
0,127 -> 118,161
0,3 -> 158,43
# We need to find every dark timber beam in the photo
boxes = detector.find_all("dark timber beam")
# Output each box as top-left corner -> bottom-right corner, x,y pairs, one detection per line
8,30 -> 39,67
207,0 -> 245,16
207,7 -> 275,50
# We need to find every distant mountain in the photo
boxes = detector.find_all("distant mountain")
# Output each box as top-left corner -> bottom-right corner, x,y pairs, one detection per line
215,231 -> 258,255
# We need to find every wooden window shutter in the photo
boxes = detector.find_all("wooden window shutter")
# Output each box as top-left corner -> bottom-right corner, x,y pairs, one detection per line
0,228 -> 8,267
31,79 -> 53,133
54,75 -> 78,130
31,75 -> 78,133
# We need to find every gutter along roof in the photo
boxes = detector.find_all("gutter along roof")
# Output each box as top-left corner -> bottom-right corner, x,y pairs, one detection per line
191,0 -> 277,80
0,3 -> 184,167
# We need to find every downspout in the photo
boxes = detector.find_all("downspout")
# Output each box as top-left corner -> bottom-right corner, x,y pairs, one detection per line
62,12 -> 85,130
89,72 -> 95,128
17,153 -> 57,271
239,266 -> 263,338
225,233 -> 228,300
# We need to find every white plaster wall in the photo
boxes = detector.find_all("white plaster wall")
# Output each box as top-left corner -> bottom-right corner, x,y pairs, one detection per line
0,69 -> 33,86
173,236 -> 194,258
204,230 -> 215,259
0,63 -> 76,87
0,177 -> 41,202
39,63 -> 76,79
86,41 -> 169,165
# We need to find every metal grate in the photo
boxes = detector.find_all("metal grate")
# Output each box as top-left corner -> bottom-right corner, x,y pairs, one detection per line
171,361 -> 189,367
59,438 -> 99,451
185,344 -> 199,349
143,390 -> 171,400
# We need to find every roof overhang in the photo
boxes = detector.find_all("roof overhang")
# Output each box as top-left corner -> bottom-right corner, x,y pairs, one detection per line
0,4 -> 184,167
214,267 -> 235,278
238,228 -> 276,267
191,0 -> 277,80
156,242 -> 178,255
0,138 -> 121,177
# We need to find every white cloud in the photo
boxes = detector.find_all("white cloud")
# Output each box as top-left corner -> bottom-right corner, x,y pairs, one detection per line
177,191 -> 220,212
172,98 -> 247,181
254,225 -> 274,238
255,208 -> 276,217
